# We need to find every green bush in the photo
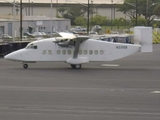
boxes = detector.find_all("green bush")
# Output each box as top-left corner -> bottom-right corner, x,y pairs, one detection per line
153,31 -> 160,44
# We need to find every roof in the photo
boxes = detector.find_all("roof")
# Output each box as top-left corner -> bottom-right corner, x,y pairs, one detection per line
0,0 -> 124,4
0,16 -> 69,21
0,18 -> 17,22
23,16 -> 69,21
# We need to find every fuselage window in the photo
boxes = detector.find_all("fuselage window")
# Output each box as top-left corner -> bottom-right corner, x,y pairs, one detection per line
79,50 -> 82,54
26,44 -> 37,49
57,50 -> 61,54
89,50 -> 93,55
95,50 -> 98,55
84,50 -> 87,55
63,50 -> 66,55
68,50 -> 71,55
42,50 -> 46,55
34,46 -> 37,49
48,50 -> 52,55
100,50 -> 104,55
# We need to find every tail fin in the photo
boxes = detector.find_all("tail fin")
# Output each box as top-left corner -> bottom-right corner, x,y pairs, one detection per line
134,26 -> 153,52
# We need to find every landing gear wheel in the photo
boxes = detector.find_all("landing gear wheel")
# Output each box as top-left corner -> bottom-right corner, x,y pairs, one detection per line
71,64 -> 81,69
75,64 -> 81,69
71,64 -> 75,69
23,64 -> 28,69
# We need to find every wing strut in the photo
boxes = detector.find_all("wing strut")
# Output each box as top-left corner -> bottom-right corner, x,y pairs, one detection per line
73,36 -> 90,59
73,39 -> 81,58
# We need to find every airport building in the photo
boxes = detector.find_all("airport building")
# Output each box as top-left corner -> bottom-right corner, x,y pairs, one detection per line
0,0 -> 125,19
0,0 -> 129,37
0,16 -> 70,37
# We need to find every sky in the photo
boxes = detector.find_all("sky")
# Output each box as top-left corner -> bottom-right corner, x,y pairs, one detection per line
0,0 -> 124,4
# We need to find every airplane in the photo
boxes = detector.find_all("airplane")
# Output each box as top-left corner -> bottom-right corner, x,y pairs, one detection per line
4,27 -> 152,69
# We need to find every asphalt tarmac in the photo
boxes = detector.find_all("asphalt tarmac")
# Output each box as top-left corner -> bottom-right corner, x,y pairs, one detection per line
0,44 -> 160,120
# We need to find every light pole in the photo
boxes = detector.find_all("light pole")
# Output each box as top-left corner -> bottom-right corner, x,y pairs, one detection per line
125,1 -> 138,26
50,0 -> 53,37
65,0 -> 89,34
146,0 -> 159,26
13,0 -> 15,41
111,0 -> 113,30
87,0 -> 89,35
136,0 -> 137,26
1,0 -> 20,41
91,0 -> 93,18
56,0 -> 58,17
31,1 -> 33,15
125,0 -> 159,26
146,0 -> 149,26
28,0 -> 30,16
20,0 -> 22,41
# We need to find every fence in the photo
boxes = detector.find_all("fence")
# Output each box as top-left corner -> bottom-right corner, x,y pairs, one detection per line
0,42 -> 30,57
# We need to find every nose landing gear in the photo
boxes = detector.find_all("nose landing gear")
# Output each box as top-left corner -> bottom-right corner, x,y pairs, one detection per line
23,63 -> 28,69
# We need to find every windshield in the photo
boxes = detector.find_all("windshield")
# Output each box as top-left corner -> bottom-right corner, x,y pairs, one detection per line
26,44 -> 37,49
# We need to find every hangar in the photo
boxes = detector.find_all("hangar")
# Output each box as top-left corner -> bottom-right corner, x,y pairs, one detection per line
0,16 -> 70,37
0,0 -> 124,37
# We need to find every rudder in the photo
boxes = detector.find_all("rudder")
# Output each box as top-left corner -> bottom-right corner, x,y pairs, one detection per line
134,26 -> 153,52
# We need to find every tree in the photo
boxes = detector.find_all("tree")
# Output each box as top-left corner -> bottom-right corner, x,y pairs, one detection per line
90,15 -> 109,26
154,4 -> 160,17
58,6 -> 87,25
131,17 -> 147,26
74,16 -> 87,26
117,0 -> 160,26
113,18 -> 126,30
151,20 -> 160,28
57,7 -> 67,18
117,0 -> 140,19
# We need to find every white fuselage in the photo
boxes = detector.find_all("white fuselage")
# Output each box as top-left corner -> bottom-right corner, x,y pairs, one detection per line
4,38 -> 141,63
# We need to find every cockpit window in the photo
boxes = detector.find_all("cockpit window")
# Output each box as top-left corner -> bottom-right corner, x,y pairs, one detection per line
26,44 -> 37,49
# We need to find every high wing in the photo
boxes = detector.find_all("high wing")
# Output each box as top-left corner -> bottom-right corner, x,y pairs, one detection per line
53,32 -> 77,47
53,32 -> 90,66
66,35 -> 90,66
53,32 -> 90,58
58,32 -> 77,39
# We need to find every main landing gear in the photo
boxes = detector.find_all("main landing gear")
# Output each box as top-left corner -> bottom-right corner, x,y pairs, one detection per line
23,63 -> 28,69
71,64 -> 81,69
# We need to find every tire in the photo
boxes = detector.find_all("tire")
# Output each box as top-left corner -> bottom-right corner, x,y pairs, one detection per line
71,64 -> 81,69
23,64 -> 28,69
71,64 -> 76,69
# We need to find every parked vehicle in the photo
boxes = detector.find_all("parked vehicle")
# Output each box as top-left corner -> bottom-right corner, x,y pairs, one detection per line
23,32 -> 35,37
0,34 -> 12,39
32,32 -> 43,37
40,32 -> 47,36
70,26 -> 87,32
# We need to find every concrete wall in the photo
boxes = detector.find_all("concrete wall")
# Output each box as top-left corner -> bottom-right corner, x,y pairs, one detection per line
0,3 -> 129,20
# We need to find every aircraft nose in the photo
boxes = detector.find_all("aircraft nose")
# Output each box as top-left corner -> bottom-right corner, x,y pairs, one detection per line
4,49 -> 27,61
4,53 -> 15,60
4,52 -> 21,61
4,54 -> 9,59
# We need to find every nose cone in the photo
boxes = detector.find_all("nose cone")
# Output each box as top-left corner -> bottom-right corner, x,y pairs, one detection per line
4,54 -> 9,59
4,53 -> 18,61
4,49 -> 24,61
